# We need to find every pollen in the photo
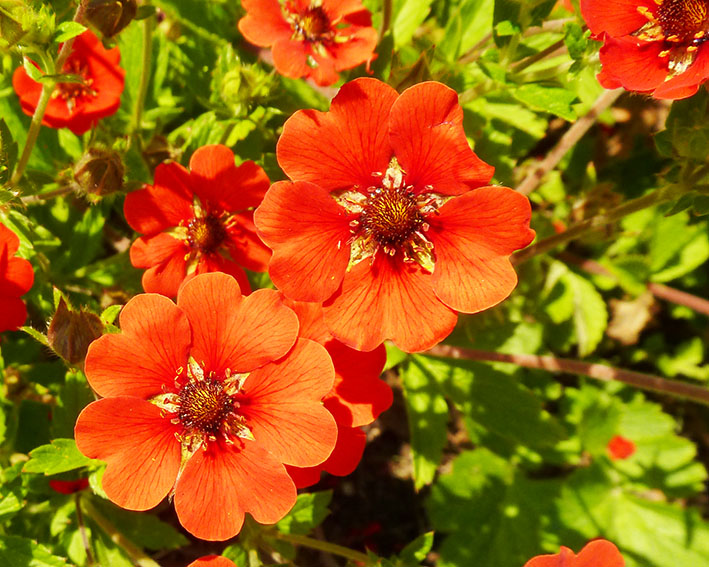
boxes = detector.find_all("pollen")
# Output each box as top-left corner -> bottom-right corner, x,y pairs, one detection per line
293,5 -> 331,41
186,214 -> 227,254
360,186 -> 423,247
178,376 -> 235,435
657,0 -> 709,42
52,59 -> 97,114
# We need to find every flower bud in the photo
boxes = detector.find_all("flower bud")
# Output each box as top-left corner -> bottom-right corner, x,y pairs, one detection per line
47,298 -> 103,365
73,148 -> 125,198
85,0 -> 137,38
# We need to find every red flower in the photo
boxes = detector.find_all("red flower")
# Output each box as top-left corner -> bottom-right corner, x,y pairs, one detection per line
12,30 -> 125,135
607,435 -> 636,460
238,0 -> 378,86
74,272 -> 337,541
283,300 -> 392,487
49,478 -> 90,495
0,222 -> 34,333
188,556 -> 237,567
124,145 -> 272,297
524,540 -> 625,567
254,78 -> 535,353
580,0 -> 709,99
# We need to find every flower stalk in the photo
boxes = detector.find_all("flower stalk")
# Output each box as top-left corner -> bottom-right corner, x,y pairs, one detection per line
272,531 -> 370,564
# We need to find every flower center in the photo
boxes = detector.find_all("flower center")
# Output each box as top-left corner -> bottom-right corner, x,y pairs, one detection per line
53,59 -> 97,113
360,186 -> 423,247
187,214 -> 227,254
178,376 -> 235,435
293,5 -> 331,41
657,0 -> 709,41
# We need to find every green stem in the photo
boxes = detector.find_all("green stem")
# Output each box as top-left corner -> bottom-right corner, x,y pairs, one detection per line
272,532 -> 370,564
81,498 -> 162,567
74,494 -> 97,566
513,185 -> 676,264
9,0 -> 89,189
381,0 -> 393,37
130,14 -> 154,144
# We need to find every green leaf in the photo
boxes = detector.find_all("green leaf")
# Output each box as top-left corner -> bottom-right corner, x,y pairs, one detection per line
22,56 -> 44,82
563,271 -> 608,356
398,531 -> 434,564
438,0 -> 493,60
563,22 -> 588,60
513,84 -> 578,121
392,0 -> 433,47
51,371 -> 95,438
276,491 -> 332,535
23,438 -> 94,475
401,358 -> 449,489
0,535 -> 67,567
54,21 -> 86,42
100,304 -> 123,325
0,118 -> 18,186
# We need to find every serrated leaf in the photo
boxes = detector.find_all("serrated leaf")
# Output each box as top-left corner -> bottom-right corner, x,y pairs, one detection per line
276,491 -> 332,535
20,325 -> 49,348
563,271 -> 607,356
513,84 -> 578,121
55,21 -> 86,42
0,535 -> 67,567
401,358 -> 449,489
23,439 -> 94,475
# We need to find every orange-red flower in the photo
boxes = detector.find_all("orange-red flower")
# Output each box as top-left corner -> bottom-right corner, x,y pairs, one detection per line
124,145 -> 272,297
74,273 -> 337,541
238,0 -> 378,86
581,0 -> 709,99
607,435 -> 636,460
188,556 -> 237,567
12,30 -> 125,135
524,540 -> 625,567
284,300 -> 391,487
254,78 -> 535,353
0,222 -> 34,333
49,478 -> 89,495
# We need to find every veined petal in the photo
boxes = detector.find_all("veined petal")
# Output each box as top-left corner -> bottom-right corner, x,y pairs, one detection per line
84,294 -> 190,398
174,440 -> 296,540
74,398 -> 180,511
238,0 -> 293,46
580,0 -> 657,37
272,39 -> 312,79
277,78 -> 397,190
241,338 -> 337,467
177,273 -> 298,373
576,541 -> 625,567
255,181 -> 351,302
653,48 -> 709,99
323,255 -> 458,353
597,37 -> 668,92
390,82 -> 494,194
428,187 -> 534,313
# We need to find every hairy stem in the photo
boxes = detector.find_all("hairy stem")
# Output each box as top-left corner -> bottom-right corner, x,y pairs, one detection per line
9,0 -> 89,189
82,498 -> 162,567
272,532 -> 370,564
426,345 -> 709,406
515,88 -> 623,196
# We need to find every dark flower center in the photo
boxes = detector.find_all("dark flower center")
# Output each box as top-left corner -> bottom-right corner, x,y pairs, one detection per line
54,59 -> 97,112
360,186 -> 423,247
294,6 -> 331,41
657,0 -> 709,41
178,376 -> 235,435
187,214 -> 227,254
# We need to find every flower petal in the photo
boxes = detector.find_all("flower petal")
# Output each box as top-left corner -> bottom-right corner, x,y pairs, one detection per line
188,556 -> 237,567
579,0 -> 657,37
174,440 -> 296,540
576,540 -> 625,567
84,294 -> 191,398
241,338 -> 337,467
597,37 -> 668,92
428,187 -> 534,313
238,0 -> 293,46
524,546 -> 576,567
0,254 -> 34,296
390,82 -> 494,194
323,255 -> 458,353
271,38 -> 312,79
177,272 -> 298,373
0,297 -> 27,332
254,181 -> 351,302
74,398 -> 180,511
277,78 -> 397,190
653,48 -> 709,100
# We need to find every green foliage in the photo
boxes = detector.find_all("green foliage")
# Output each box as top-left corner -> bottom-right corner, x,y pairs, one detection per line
23,439 -> 95,475
276,491 -> 332,535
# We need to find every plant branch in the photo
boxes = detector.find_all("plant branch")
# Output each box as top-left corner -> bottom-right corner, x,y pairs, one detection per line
511,38 -> 566,73
9,0 -> 89,189
75,494 -> 97,566
515,88 -> 622,196
82,498 -> 161,567
272,532 -> 370,564
426,345 -> 709,406
381,0 -> 393,37
512,186 -> 674,264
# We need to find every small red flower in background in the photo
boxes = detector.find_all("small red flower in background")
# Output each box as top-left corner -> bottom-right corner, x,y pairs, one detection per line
74,272 -> 337,540
284,300 -> 392,487
12,30 -> 125,135
524,540 -> 625,567
255,78 -> 535,353
49,478 -> 89,495
238,0 -> 378,86
124,145 -> 271,297
0,222 -> 34,333
581,0 -> 709,99
188,556 -> 237,567
607,435 -> 636,460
